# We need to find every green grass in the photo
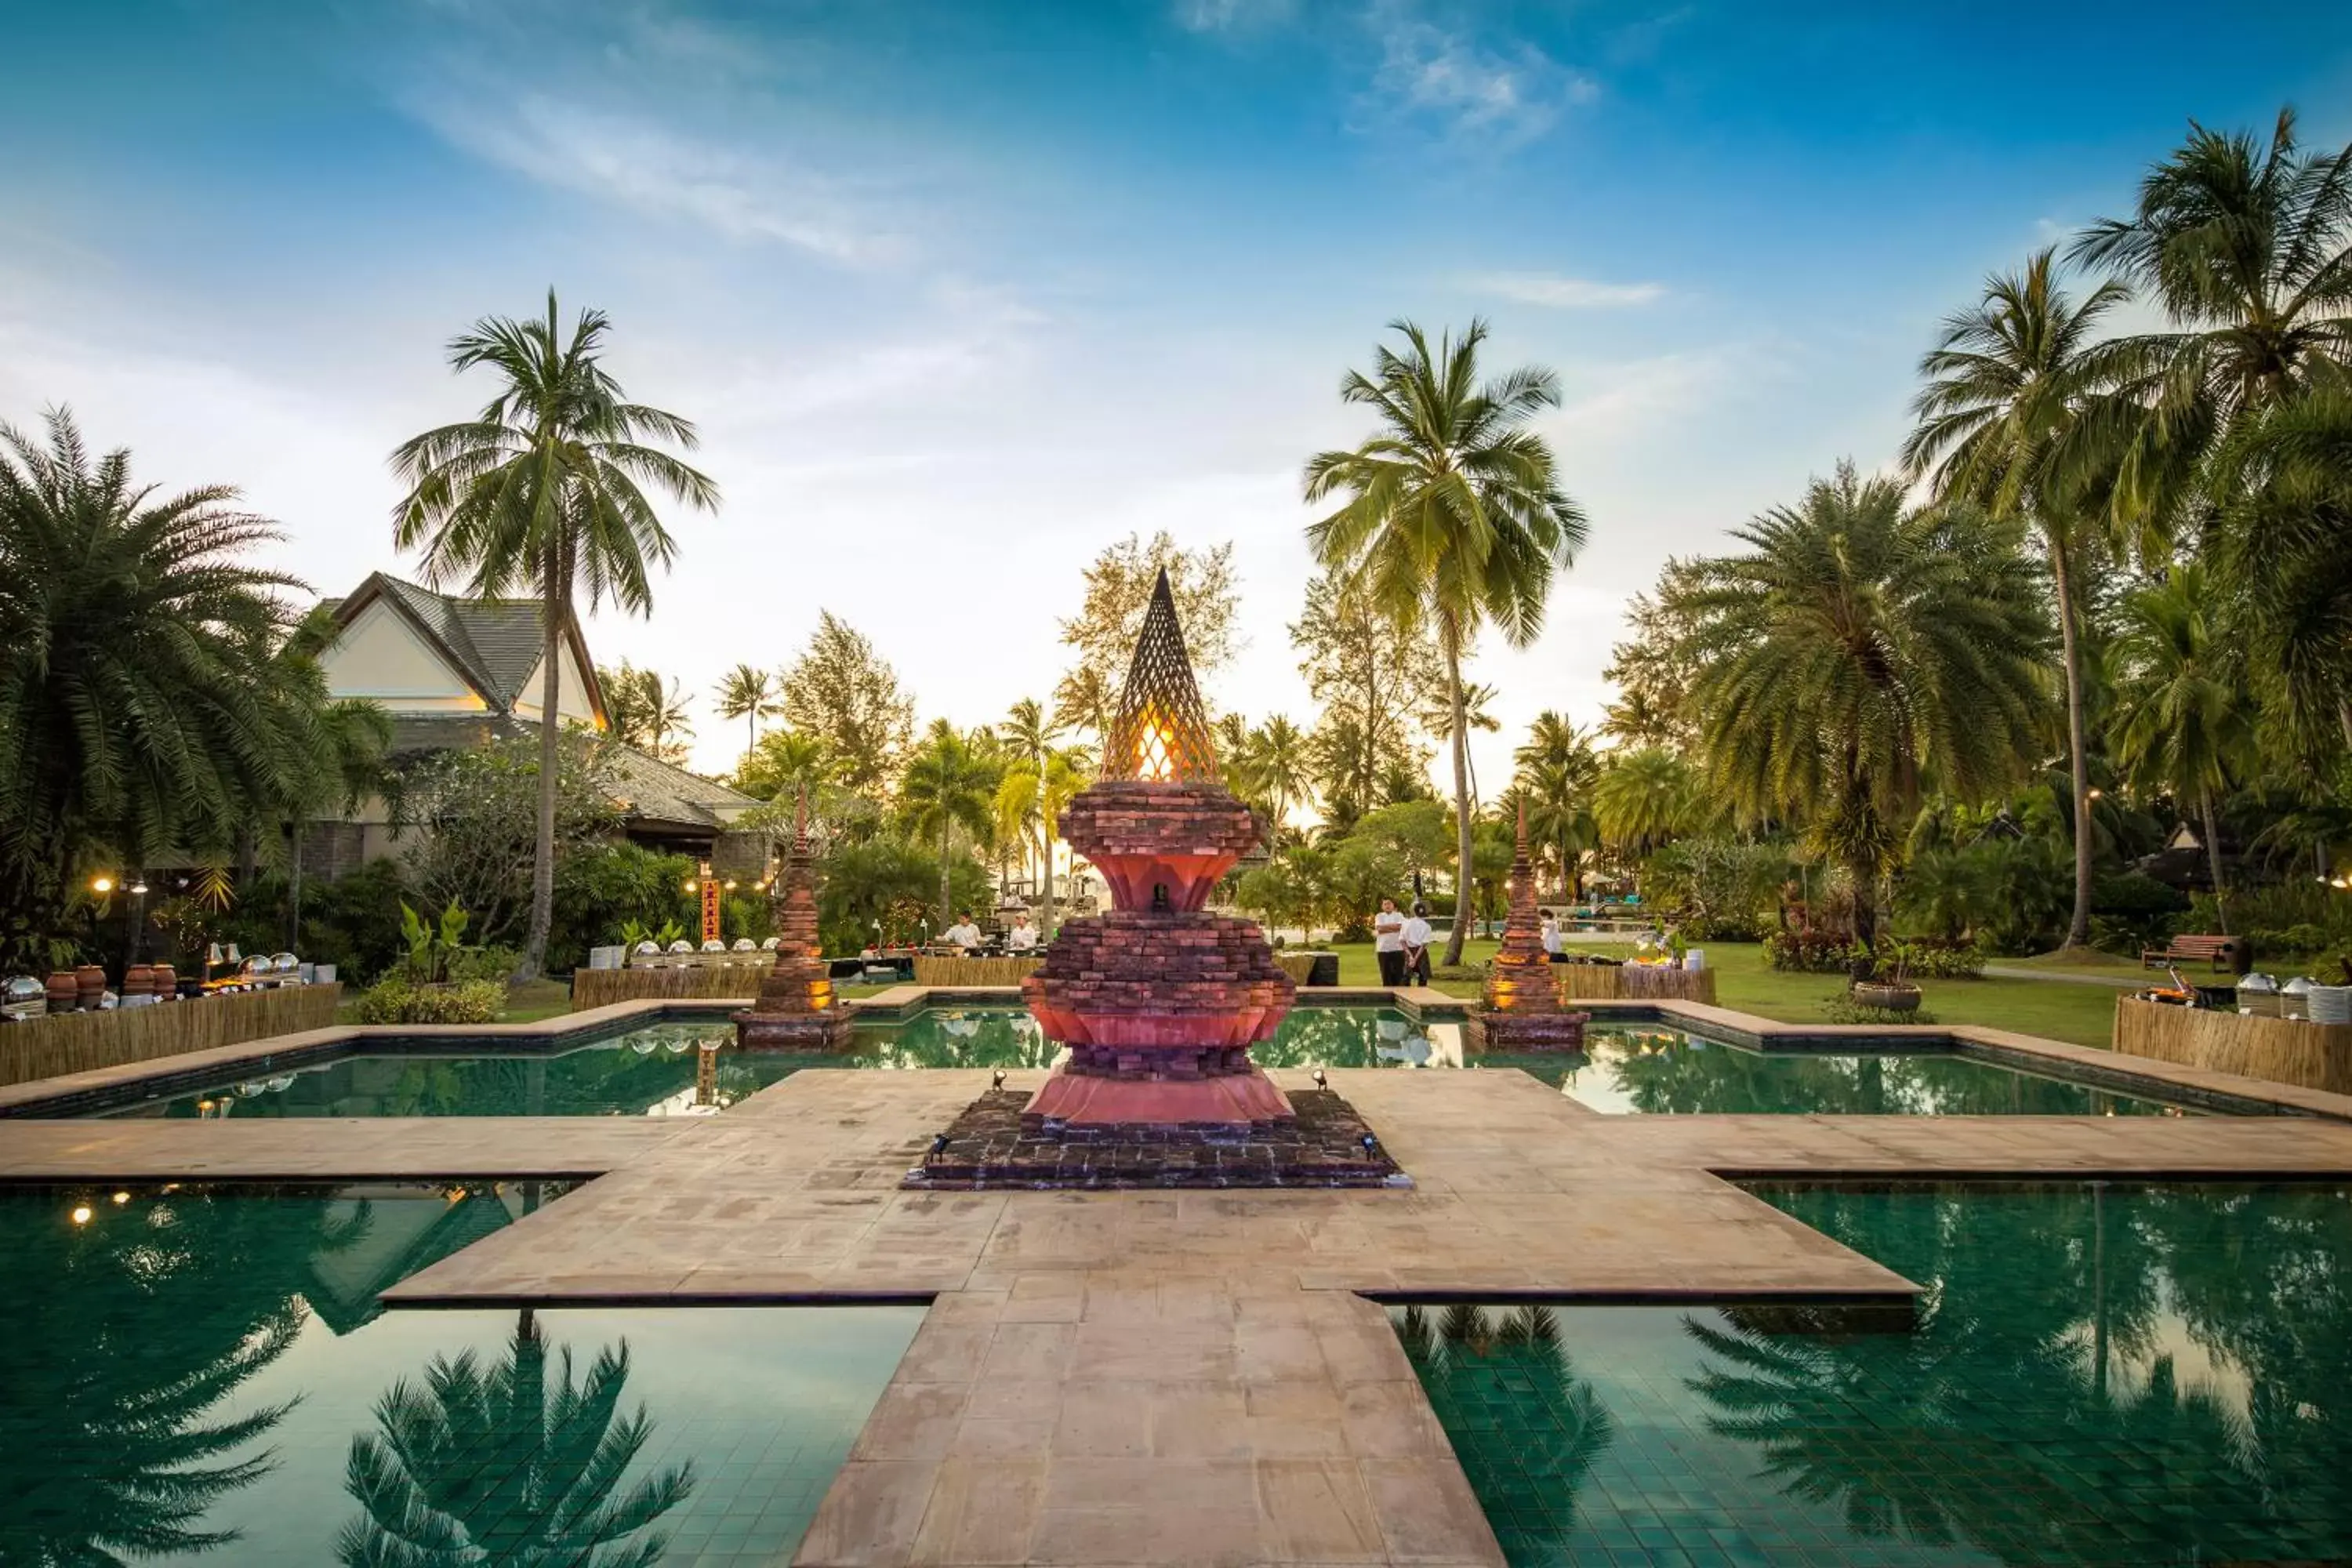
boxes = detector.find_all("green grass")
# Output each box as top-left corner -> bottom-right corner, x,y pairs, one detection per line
1313,938 -> 2127,1049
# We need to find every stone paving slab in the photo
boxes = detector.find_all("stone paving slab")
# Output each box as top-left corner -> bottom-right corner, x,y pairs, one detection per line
0,1116 -> 687,1179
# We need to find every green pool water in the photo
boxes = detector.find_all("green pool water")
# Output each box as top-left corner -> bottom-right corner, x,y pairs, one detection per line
1543,1024 -> 2187,1116
60,1006 -> 2205,1119
1396,1182 -> 2352,1566
0,1183 -> 920,1565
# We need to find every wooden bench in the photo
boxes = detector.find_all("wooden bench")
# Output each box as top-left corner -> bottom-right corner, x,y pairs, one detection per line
2141,934 -> 2249,974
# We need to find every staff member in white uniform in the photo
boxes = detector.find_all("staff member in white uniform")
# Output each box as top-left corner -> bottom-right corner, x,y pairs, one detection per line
1373,898 -> 1406,985
1006,914 -> 1040,952
1399,902 -> 1434,986
942,913 -> 985,952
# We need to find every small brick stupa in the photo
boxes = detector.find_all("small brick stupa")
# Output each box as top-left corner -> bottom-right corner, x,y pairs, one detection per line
1467,802 -> 1590,1052
1020,570 -> 1297,1131
733,791 -> 855,1050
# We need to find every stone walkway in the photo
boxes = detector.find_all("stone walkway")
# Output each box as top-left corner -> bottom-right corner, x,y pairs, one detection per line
13,1059 -> 2352,1564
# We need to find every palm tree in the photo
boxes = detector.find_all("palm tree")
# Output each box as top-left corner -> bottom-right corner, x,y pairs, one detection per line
1592,747 -> 1697,862
1253,716 -> 1312,831
392,292 -> 717,981
736,728 -> 838,801
1515,711 -> 1600,898
0,409 -> 311,970
899,720 -> 999,929
713,663 -> 777,767
1678,466 -> 2053,947
336,1316 -> 694,1567
1305,318 -> 1589,964
1904,248 -> 2136,949
2113,564 -> 2255,926
598,662 -> 693,764
2071,107 -> 2352,524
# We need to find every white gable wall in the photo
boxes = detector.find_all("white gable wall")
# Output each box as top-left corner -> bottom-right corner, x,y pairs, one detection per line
511,642 -> 602,726
320,600 -> 485,713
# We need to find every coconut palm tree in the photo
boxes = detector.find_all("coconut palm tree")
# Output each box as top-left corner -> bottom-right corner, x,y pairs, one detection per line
1678,466 -> 2053,947
1592,747 -> 1697,862
336,1316 -> 693,1567
1514,712 -> 1600,898
713,663 -> 777,767
1904,249 -> 2137,949
392,292 -> 717,981
0,409 -> 314,970
1305,319 -> 1588,964
2071,107 -> 2352,525
900,720 -> 1000,928
2113,564 -> 2256,925
1252,716 -> 1313,832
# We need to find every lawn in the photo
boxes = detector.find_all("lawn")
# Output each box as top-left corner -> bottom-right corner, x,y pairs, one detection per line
1315,938 -> 2126,1049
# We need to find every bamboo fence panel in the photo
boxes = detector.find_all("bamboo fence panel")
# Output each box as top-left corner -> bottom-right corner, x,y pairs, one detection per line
2113,996 -> 2352,1094
0,985 -> 343,1087
912,956 -> 1044,989
569,964 -> 771,1011
1552,964 -> 1719,1005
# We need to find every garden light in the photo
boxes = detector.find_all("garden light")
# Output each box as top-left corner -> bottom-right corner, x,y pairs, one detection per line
90,875 -> 114,894
69,1205 -> 92,1225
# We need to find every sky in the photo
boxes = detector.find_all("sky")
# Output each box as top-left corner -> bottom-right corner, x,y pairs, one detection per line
4,0 -> 2349,789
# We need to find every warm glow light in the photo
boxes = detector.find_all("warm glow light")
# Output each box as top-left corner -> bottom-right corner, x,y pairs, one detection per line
2085,788 -> 2103,800
90,875 -> 114,894
69,1205 -> 92,1225
111,1191 -> 129,1205
724,880 -> 738,891
682,877 -> 699,892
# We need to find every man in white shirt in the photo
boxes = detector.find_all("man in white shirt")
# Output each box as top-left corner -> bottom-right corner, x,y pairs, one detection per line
1541,913 -> 1565,961
1373,898 -> 1406,985
1006,914 -> 1039,952
1399,903 -> 1433,985
942,913 -> 984,951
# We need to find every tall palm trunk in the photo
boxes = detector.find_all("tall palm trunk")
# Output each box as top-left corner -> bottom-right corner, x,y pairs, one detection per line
1441,620 -> 1472,967
2201,791 -> 2228,934
1037,820 -> 1057,936
938,820 -> 953,931
519,574 -> 562,982
2052,542 -> 2094,950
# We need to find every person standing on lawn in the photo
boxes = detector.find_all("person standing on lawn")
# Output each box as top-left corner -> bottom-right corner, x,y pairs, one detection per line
1374,897 -> 1406,986
1401,902 -> 1434,986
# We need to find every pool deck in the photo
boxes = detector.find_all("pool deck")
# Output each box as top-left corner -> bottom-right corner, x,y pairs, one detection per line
13,1001 -> 2352,1564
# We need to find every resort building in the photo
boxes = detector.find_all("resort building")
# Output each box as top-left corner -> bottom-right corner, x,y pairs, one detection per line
307,572 -> 764,875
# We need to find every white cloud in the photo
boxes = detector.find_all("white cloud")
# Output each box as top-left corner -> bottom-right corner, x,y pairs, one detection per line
1366,6 -> 1595,145
1172,0 -> 1296,32
1471,271 -> 1666,309
409,93 -> 906,267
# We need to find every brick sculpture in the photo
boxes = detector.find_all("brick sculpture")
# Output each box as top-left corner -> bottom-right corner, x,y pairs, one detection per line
1467,802 -> 1590,1051
733,790 -> 855,1049
1021,570 -> 1298,1131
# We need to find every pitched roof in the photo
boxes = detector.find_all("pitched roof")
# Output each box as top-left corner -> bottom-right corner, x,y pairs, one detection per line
329,572 -> 602,718
383,715 -> 756,833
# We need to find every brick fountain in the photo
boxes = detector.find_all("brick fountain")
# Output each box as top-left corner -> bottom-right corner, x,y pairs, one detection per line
732,791 -> 855,1050
911,571 -> 1401,1188
1465,802 -> 1590,1052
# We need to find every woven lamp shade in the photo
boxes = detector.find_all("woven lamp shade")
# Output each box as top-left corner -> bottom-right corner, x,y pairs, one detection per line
1102,568 -> 1221,785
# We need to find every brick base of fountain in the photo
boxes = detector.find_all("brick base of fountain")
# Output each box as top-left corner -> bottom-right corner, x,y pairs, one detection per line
906,1087 -> 1404,1189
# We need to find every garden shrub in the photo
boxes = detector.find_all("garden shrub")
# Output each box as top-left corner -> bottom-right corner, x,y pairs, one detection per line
1820,996 -> 1940,1026
352,977 -> 506,1025
1766,931 -> 1983,978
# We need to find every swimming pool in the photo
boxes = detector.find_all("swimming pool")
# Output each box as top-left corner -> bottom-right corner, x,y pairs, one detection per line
1395,1181 -> 2352,1566
29,1006 -> 2211,1119
0,1181 -> 920,1565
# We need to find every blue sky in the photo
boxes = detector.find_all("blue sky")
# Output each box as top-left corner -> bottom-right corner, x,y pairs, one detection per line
4,0 -> 2347,784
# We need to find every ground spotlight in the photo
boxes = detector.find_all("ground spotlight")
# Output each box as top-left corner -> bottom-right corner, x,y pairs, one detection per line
1312,1068 -> 1328,1090
992,1069 -> 1007,1090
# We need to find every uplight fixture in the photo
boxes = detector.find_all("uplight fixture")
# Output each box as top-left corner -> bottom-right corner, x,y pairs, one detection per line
91,875 -> 114,894
682,877 -> 699,892
69,1205 -> 92,1225
2085,788 -> 2103,800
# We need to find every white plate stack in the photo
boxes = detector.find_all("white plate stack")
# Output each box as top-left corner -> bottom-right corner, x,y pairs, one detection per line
2309,985 -> 2352,1025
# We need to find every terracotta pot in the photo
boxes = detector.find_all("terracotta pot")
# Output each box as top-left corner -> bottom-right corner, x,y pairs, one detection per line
124,964 -> 154,999
151,964 -> 177,999
74,964 -> 107,1008
45,972 -> 77,1011
1853,981 -> 1922,1013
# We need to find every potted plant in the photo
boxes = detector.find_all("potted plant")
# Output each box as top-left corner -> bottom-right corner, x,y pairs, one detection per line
1850,948 -> 1922,1013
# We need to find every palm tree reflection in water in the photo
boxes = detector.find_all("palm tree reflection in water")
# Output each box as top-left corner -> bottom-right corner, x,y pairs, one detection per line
1396,1305 -> 1614,1556
1682,1185 -> 2352,1565
336,1312 -> 695,1567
